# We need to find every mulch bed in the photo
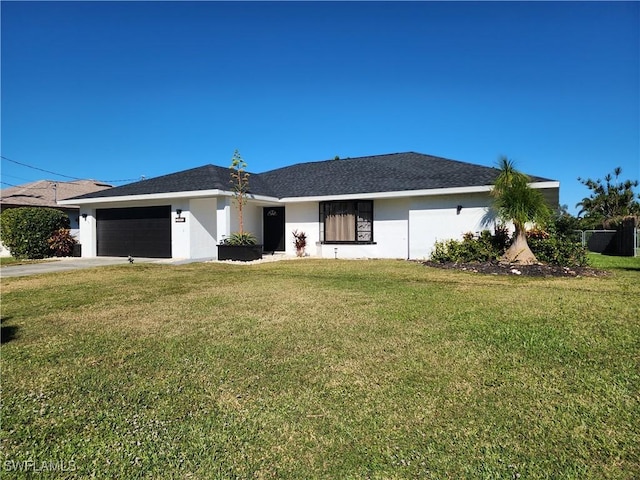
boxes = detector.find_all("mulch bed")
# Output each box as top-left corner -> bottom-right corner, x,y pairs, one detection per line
423,260 -> 608,278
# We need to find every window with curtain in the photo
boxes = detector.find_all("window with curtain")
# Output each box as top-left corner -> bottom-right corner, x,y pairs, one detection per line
320,201 -> 373,243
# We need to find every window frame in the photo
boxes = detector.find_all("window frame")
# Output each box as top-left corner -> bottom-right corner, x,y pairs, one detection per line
319,200 -> 375,244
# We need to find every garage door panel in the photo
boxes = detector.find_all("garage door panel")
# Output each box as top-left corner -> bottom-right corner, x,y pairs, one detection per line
96,206 -> 171,258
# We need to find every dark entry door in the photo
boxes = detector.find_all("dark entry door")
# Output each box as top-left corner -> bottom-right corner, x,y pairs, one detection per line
96,206 -> 171,258
263,207 -> 285,252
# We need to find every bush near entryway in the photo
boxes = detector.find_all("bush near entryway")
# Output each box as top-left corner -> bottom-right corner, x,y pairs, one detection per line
0,207 -> 70,259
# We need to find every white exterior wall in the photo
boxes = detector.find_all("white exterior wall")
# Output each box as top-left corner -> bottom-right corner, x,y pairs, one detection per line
372,198 -> 410,259
76,196 -> 265,259
225,200 -> 263,244
284,202 -> 320,257
71,184 -> 557,261
408,192 -> 494,260
216,197 -> 231,245
242,203 -> 264,244
315,198 -> 411,259
171,200 -> 190,259
284,198 -> 409,259
188,198 -> 218,259
77,199 -> 190,258
78,208 -> 97,257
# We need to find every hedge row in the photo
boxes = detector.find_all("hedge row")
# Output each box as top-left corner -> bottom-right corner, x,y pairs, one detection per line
0,207 -> 73,259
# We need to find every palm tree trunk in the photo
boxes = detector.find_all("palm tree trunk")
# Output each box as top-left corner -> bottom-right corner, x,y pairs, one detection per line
501,228 -> 538,265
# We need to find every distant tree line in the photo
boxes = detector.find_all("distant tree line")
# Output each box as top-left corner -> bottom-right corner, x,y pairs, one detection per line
575,167 -> 640,229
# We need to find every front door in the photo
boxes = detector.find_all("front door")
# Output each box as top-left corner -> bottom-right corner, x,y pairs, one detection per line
263,207 -> 285,252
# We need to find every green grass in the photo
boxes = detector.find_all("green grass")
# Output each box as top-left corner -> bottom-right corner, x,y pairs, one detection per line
0,256 -> 58,267
588,252 -> 640,271
1,259 -> 638,478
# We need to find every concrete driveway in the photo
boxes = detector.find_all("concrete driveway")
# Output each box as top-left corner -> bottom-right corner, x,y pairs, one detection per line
0,257 -> 200,278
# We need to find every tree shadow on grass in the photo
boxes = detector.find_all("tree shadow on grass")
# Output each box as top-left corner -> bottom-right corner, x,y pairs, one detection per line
1,317 -> 18,344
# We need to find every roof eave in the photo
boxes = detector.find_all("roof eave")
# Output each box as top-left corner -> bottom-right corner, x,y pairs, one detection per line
57,189 -> 281,205
280,181 -> 559,203
58,181 -> 559,205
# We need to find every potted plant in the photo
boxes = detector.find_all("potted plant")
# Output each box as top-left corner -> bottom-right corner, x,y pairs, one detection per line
217,150 -> 263,261
292,230 -> 307,257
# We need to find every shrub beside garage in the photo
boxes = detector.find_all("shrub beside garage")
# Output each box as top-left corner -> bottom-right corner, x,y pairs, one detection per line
0,207 -> 73,259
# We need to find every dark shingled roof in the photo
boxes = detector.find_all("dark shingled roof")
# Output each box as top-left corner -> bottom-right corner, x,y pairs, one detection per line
72,164 -> 278,200
71,152 -> 555,201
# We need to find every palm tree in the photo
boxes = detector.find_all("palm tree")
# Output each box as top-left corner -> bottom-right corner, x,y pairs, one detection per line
491,157 -> 551,264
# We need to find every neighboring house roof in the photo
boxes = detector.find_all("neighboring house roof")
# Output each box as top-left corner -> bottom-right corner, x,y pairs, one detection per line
67,152 -> 556,202
0,179 -> 113,208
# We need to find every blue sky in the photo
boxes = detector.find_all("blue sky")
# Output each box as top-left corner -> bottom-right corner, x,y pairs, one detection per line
1,1 -> 638,214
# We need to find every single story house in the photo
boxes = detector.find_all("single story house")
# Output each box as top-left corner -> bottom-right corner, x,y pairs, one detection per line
60,152 -> 559,260
0,179 -> 112,256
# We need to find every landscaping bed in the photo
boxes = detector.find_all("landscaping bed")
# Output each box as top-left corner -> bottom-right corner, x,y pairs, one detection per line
424,260 -> 608,277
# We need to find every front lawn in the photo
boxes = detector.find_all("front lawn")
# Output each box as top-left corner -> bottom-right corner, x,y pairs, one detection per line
1,260 -> 638,478
0,256 -> 58,268
588,252 -> 640,271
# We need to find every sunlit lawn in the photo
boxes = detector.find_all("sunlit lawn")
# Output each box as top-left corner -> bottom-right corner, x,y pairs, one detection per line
1,259 -> 638,478
588,252 -> 640,271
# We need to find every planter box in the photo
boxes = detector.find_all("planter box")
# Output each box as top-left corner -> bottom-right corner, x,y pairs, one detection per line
217,244 -> 263,262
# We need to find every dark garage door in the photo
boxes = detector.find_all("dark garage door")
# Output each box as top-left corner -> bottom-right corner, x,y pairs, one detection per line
97,206 -> 171,258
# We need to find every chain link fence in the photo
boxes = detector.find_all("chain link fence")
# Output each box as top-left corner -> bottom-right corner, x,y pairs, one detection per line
574,225 -> 639,257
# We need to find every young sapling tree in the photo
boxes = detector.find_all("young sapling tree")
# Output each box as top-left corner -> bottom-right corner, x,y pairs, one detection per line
228,150 -> 256,245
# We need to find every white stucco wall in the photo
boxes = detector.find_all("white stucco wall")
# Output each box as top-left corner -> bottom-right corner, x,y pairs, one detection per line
0,241 -> 12,257
216,197 -> 231,245
78,200 -> 179,258
284,202 -> 320,256
284,198 -> 409,259
171,200 -> 190,259
224,200 -> 263,245
408,192 -> 494,260
187,198 -> 217,259
72,184 -> 557,261
372,198 -> 410,259
78,208 -> 97,257
76,196 -> 265,259
314,198 -> 411,259
242,203 -> 264,244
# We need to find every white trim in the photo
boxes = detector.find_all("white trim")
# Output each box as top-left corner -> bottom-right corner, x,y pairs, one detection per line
280,181 -> 559,203
59,189 -> 280,205
59,181 -> 559,206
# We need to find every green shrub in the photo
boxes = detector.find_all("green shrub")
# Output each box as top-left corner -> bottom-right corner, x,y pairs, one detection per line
430,238 -> 465,263
222,232 -> 258,246
430,229 -> 505,263
527,234 -> 589,267
430,224 -> 588,267
0,207 -> 70,259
